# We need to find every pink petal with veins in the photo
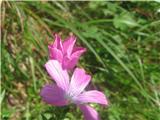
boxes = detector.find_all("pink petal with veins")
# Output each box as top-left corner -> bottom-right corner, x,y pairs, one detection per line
73,90 -> 108,105
79,104 -> 100,120
40,84 -> 68,106
68,68 -> 91,97
45,60 -> 69,91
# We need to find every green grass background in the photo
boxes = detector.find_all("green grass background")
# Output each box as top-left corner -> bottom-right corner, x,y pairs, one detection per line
1,1 -> 160,120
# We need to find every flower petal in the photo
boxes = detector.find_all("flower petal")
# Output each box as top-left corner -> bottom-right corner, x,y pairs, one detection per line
72,47 -> 86,57
79,104 -> 100,120
68,68 -> 91,97
53,33 -> 63,51
62,56 -> 79,70
48,46 -> 63,62
73,90 -> 108,105
62,47 -> 86,69
45,60 -> 69,91
40,84 -> 68,106
63,35 -> 76,56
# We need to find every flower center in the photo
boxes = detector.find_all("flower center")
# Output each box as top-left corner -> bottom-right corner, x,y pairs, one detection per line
64,93 -> 74,104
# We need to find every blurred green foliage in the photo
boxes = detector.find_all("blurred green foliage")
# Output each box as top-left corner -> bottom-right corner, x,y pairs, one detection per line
1,1 -> 160,120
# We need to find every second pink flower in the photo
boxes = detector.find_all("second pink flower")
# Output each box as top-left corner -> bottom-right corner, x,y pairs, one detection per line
48,34 -> 86,70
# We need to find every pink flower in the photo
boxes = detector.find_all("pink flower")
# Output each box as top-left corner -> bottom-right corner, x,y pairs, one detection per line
48,34 -> 86,70
40,60 -> 108,120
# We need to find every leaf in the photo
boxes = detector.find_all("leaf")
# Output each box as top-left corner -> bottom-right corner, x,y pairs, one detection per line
113,12 -> 138,30
0,90 -> 5,105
